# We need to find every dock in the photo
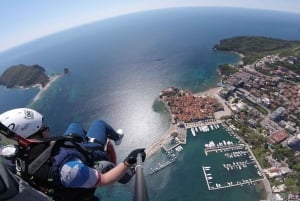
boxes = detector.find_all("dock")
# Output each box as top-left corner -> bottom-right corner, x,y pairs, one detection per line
149,159 -> 175,175
202,166 -> 264,191
185,119 -> 223,129
204,144 -> 246,156
162,139 -> 181,152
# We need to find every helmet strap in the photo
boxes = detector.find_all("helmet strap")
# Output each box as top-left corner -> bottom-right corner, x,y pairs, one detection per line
0,122 -> 15,138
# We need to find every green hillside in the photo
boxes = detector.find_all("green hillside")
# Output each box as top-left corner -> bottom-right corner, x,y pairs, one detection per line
214,36 -> 300,64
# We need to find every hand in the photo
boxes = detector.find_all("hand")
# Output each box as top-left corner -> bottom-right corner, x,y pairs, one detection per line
123,148 -> 146,167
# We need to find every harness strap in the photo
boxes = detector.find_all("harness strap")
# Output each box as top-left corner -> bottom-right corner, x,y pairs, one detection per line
27,136 -> 89,176
0,161 -> 19,200
28,141 -> 56,175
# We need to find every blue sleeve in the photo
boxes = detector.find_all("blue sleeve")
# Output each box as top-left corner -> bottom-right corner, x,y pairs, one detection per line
60,159 -> 100,188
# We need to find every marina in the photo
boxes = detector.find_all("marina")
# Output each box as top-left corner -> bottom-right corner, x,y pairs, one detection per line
147,119 -> 267,194
185,119 -> 222,131
187,121 -> 222,136
202,165 -> 264,191
204,142 -> 246,156
149,159 -> 175,175
199,126 -> 266,191
149,145 -> 184,175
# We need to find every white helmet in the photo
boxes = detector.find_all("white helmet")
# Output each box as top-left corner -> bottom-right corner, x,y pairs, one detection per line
0,108 -> 43,138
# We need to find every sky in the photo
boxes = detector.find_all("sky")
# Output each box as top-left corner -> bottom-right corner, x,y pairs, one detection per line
1,0 -> 300,53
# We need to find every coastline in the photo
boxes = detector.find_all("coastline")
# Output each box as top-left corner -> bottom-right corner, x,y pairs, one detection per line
32,74 -> 62,102
215,49 -> 244,65
146,124 -> 178,157
145,86 -> 271,200
232,51 -> 245,65
146,86 -> 232,157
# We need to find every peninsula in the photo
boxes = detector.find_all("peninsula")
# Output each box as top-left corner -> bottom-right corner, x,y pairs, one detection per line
159,87 -> 224,124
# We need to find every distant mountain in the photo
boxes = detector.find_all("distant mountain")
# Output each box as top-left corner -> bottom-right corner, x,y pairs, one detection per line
214,36 -> 300,64
0,64 -> 49,88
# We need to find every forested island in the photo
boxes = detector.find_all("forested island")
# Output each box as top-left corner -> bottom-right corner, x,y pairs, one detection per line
0,64 -> 49,88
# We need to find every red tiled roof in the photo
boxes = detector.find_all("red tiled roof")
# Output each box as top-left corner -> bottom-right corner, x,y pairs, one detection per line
269,130 -> 289,144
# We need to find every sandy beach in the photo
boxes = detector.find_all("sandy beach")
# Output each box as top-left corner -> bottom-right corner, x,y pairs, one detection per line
32,74 -> 61,102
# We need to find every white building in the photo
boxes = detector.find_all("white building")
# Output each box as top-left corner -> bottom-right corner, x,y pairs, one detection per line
288,134 -> 300,151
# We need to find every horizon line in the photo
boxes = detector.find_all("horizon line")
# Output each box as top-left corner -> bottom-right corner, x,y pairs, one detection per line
1,6 -> 300,54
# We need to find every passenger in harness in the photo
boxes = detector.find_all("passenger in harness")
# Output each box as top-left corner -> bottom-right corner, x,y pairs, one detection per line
0,108 -> 146,201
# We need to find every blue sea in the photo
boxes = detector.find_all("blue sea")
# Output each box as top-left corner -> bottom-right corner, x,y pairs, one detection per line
1,7 -> 300,201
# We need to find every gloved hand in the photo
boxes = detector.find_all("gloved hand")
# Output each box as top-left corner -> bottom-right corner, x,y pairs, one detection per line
123,148 -> 146,167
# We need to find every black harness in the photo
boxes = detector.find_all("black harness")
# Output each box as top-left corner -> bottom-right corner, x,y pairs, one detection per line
0,122 -> 100,201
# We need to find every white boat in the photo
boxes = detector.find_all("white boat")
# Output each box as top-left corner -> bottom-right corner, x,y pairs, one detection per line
206,126 -> 210,132
177,145 -> 183,152
191,128 -> 196,136
201,126 -> 205,132
208,141 -> 215,147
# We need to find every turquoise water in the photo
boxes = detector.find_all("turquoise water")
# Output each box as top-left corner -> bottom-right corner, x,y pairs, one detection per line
138,127 -> 266,201
1,7 -> 300,200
